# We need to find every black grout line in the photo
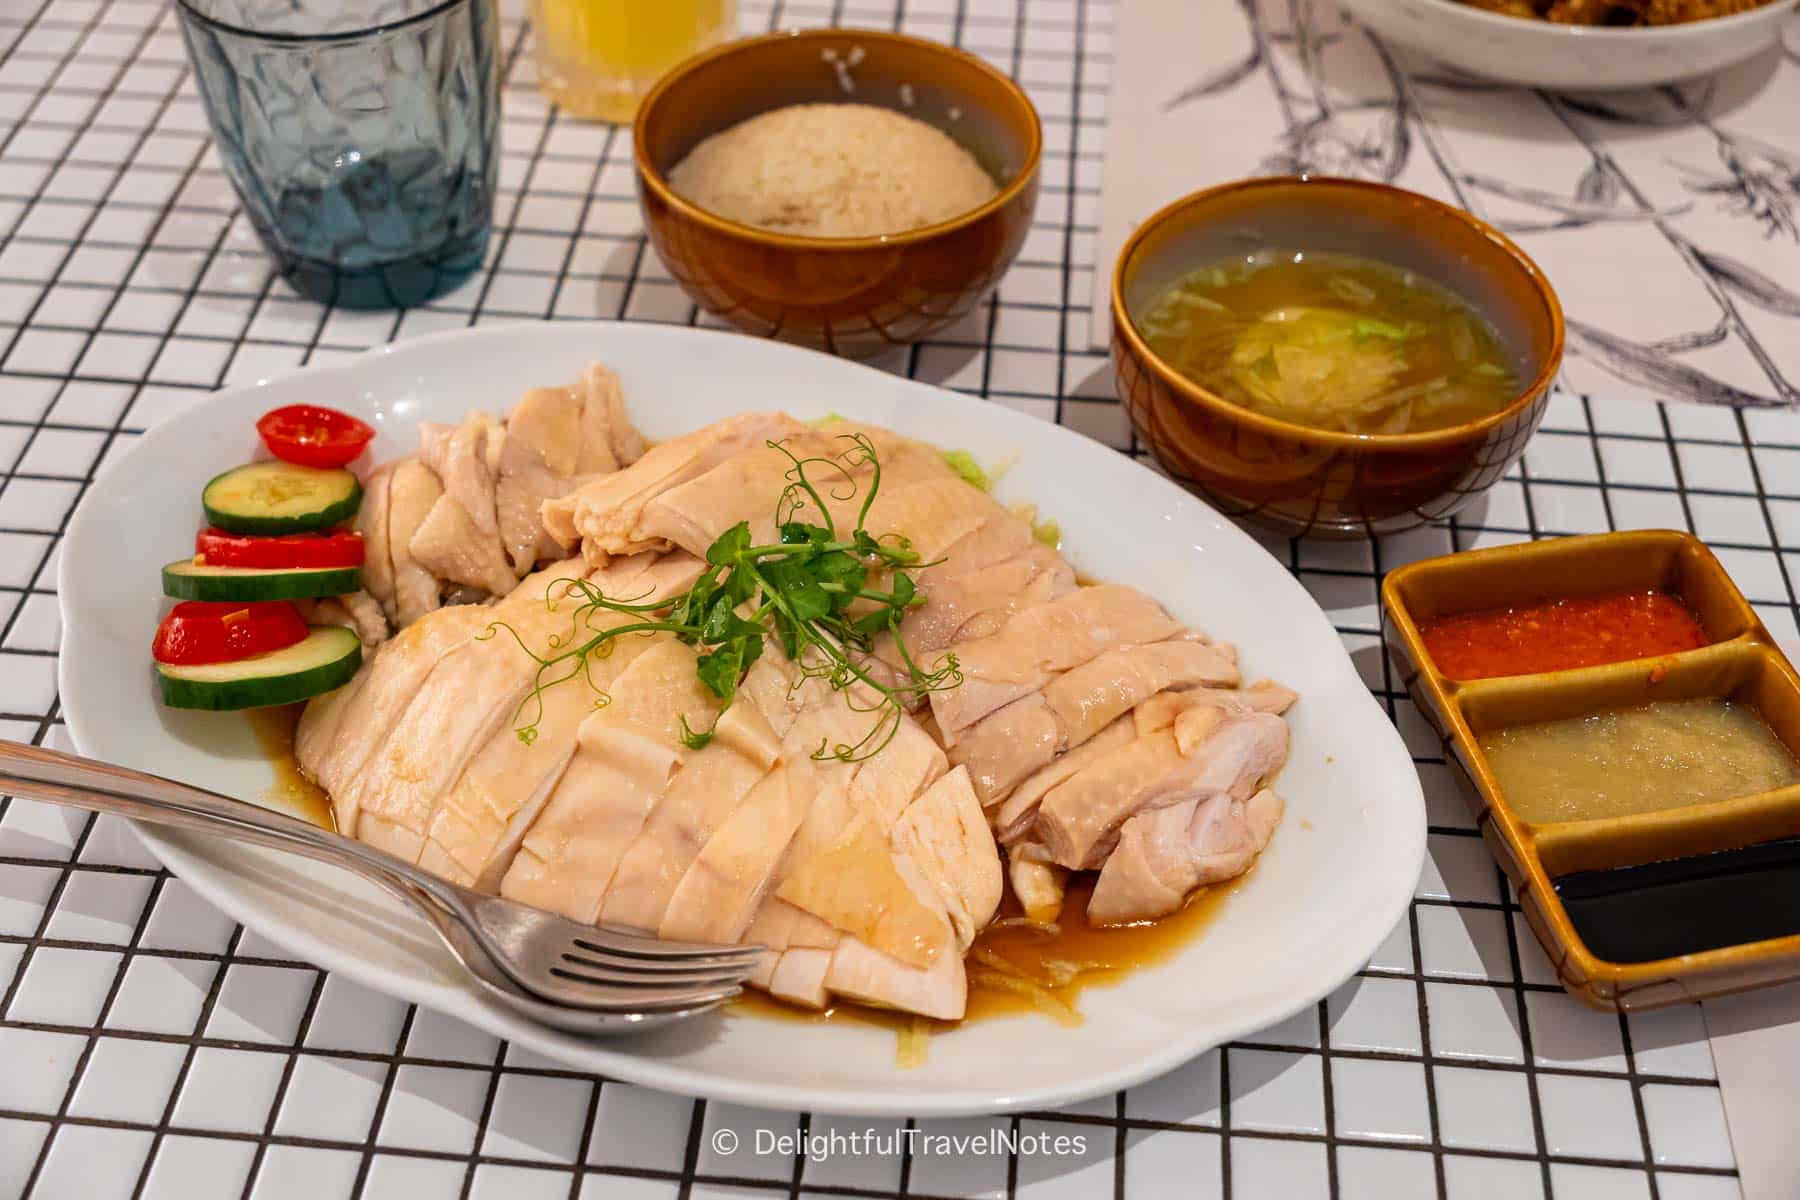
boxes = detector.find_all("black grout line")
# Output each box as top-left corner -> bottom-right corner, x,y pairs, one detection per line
1219,1044 -> 1233,1200
565,1074 -> 604,1199
1656,404 -> 1702,541
1315,996 -> 1340,1200
457,1033 -> 511,1200
1618,1012 -> 1664,1200
346,1003 -> 421,1196
124,923 -> 246,1198
0,0 -> 59,76
1367,530 -> 1448,1200
1732,405 -> 1800,636
12,812 -> 146,1193
674,1097 -> 707,1200
236,965 -> 327,1200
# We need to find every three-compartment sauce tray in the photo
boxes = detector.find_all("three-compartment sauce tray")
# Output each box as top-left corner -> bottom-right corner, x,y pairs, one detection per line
1382,529 -> 1800,1011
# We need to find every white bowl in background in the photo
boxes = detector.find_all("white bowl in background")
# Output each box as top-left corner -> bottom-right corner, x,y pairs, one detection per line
1340,0 -> 1795,91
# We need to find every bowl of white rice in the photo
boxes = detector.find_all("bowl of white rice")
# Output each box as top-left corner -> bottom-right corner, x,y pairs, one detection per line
634,28 -> 1041,358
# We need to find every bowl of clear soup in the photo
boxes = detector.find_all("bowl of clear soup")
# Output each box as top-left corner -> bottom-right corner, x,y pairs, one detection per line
1111,176 -> 1564,539
1384,530 -> 1800,1010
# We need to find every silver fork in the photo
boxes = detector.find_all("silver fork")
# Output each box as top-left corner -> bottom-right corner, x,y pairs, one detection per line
0,739 -> 762,1034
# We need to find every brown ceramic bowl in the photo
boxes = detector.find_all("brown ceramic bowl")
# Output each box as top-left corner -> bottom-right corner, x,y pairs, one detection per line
633,28 -> 1041,359
1111,177 -> 1565,539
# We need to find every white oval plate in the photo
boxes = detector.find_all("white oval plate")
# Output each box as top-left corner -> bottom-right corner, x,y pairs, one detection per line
58,321 -> 1423,1117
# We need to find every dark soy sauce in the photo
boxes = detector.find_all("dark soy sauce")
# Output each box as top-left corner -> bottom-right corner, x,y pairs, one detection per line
1554,838 -> 1800,963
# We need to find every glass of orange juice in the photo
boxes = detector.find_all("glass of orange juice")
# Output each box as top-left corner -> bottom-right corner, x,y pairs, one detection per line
529,0 -> 736,123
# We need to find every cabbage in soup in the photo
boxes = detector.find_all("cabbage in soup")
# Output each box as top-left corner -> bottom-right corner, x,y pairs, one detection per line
1138,251 -> 1520,435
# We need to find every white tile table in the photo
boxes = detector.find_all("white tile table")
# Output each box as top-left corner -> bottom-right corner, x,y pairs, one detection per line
0,0 -> 1770,1196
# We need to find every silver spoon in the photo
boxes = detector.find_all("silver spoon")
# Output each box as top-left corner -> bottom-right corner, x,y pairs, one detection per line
0,739 -> 763,1034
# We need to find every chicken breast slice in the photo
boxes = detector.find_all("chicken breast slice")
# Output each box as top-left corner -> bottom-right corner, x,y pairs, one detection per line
409,491 -> 518,598
634,424 -> 960,562
297,604 -> 493,832
292,670 -> 372,803
822,885 -> 965,1020
890,766 -> 1002,950
991,714 -> 1135,841
634,627 -> 956,991
859,475 -> 1007,568
849,718 -> 948,833
419,412 -> 502,536
387,458 -> 445,627
894,543 -> 1076,653
744,896 -> 840,952
500,636 -> 719,923
540,412 -> 806,563
1026,709 -> 1290,870
1088,789 -> 1284,925
946,694 -> 1061,807
949,635 -> 1242,806
348,559 -> 600,861
921,513 -> 1039,588
495,386 -> 588,575
576,362 -> 647,472
774,793 -> 945,970
357,462 -> 398,624
1132,681 -> 1299,735
1046,636 -> 1240,745
767,946 -> 836,1009
659,644 -> 947,967
657,758 -> 820,944
929,584 -> 1181,740
417,608 -> 667,889
597,696 -> 786,931
1008,855 -> 1068,923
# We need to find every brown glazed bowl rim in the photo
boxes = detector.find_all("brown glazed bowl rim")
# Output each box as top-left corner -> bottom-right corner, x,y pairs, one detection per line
1110,175 -> 1568,452
633,27 -> 1043,252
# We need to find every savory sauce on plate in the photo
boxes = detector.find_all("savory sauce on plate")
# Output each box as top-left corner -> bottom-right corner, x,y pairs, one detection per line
1138,250 -> 1517,435
247,704 -> 334,831
732,873 -> 1241,1036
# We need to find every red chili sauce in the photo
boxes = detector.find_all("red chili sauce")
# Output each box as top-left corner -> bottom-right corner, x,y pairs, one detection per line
1418,590 -> 1709,681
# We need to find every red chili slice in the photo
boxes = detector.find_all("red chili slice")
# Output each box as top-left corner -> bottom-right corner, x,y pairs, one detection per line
152,601 -> 310,666
195,527 -> 364,570
255,404 -> 375,469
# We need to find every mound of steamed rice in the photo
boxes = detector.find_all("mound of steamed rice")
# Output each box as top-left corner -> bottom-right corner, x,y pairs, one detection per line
665,102 -> 1000,239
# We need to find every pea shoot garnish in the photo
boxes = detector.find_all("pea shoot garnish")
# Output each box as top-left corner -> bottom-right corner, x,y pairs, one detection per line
481,434 -> 963,763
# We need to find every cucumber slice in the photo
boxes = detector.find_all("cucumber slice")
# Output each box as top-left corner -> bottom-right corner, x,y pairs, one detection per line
202,462 -> 362,535
156,625 -> 362,710
162,558 -> 362,602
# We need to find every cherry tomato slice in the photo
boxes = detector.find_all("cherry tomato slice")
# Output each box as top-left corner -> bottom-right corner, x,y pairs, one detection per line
256,404 -> 375,469
152,601 -> 309,666
195,527 -> 364,570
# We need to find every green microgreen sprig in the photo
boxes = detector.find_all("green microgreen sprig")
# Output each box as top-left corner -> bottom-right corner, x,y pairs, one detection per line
479,434 -> 963,763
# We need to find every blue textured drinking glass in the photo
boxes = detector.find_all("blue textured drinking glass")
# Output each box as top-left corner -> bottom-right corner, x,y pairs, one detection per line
175,0 -> 500,309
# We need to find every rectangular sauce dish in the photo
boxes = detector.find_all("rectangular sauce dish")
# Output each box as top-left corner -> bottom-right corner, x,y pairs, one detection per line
1383,529 -> 1800,1011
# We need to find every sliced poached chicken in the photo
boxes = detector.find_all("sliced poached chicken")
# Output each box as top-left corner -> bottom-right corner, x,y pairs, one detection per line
298,387 -> 1300,1015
